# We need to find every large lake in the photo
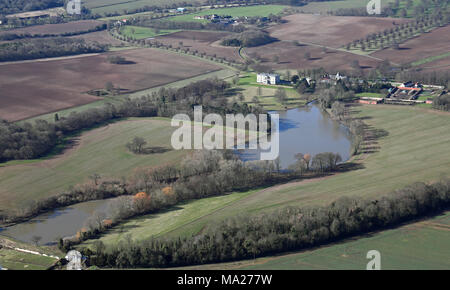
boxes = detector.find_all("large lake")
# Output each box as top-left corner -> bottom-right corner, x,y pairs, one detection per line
238,104 -> 352,168
0,104 -> 352,244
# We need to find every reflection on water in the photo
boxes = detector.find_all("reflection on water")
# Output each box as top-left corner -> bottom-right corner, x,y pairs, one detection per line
0,199 -> 112,245
238,104 -> 352,168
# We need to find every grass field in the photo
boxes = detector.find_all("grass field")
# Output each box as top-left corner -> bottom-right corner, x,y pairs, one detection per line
356,92 -> 384,98
165,5 -> 287,22
82,105 -> 450,248
119,26 -> 179,40
179,211 -> 450,270
0,236 -> 62,270
411,52 -> 450,67
80,190 -> 259,248
296,0 -> 374,13
84,0 -> 200,14
0,118 -> 188,213
234,73 -> 307,110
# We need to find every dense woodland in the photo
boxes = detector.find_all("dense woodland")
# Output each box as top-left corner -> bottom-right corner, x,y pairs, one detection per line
83,178 -> 450,268
0,38 -> 107,61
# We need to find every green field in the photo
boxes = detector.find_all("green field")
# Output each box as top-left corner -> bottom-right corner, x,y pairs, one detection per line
238,85 -> 306,110
356,92 -> 384,98
84,0 -> 200,14
80,190 -> 259,248
0,236 -> 62,270
0,118 -> 188,213
119,26 -> 179,39
180,211 -> 450,270
411,52 -> 450,67
81,105 -> 450,249
165,5 -> 287,22
296,0 -> 373,13
235,73 -> 307,110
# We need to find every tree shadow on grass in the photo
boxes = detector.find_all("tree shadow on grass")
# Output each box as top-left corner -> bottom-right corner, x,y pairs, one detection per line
139,146 -> 172,155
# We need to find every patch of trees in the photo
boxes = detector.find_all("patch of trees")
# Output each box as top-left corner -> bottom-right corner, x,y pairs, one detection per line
221,30 -> 277,47
0,0 -> 64,15
395,70 -> 450,87
106,55 -> 133,64
0,38 -> 107,62
125,136 -> 168,154
85,178 -> 450,268
433,93 -> 450,111
0,24 -> 107,41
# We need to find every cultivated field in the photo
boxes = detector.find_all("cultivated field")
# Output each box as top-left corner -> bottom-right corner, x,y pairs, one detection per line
371,25 -> 450,66
119,26 -> 179,40
82,105 -> 450,245
295,0 -> 374,14
70,30 -> 127,46
179,211 -> 450,270
0,48 -> 221,121
0,118 -> 188,213
0,20 -> 105,36
152,30 -> 242,63
268,14 -> 410,48
245,40 -> 381,72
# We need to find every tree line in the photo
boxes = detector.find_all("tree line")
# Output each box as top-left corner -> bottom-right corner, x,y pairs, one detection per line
344,12 -> 449,52
0,38 -> 107,62
0,23 -> 107,41
84,177 -> 450,268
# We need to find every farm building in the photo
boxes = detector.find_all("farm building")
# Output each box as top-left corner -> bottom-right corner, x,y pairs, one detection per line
358,97 -> 384,105
257,73 -> 280,85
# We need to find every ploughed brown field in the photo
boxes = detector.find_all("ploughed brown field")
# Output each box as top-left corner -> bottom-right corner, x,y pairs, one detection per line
245,41 -> 380,72
269,14 -> 410,48
0,20 -> 105,36
0,48 -> 221,122
70,30 -> 127,46
371,25 -> 450,66
152,30 -> 242,63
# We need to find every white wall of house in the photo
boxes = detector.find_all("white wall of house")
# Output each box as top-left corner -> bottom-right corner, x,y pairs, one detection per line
257,73 -> 280,85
